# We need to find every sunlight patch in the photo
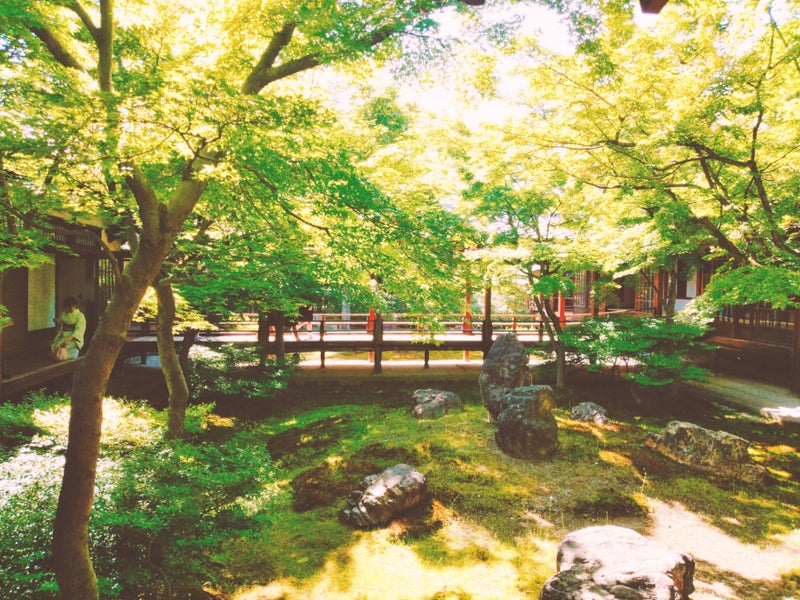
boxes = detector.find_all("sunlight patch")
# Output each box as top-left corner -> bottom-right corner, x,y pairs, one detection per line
646,497 -> 799,582
598,449 -> 634,469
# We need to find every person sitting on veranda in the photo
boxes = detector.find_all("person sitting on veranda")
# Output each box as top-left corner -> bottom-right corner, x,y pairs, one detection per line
51,296 -> 86,361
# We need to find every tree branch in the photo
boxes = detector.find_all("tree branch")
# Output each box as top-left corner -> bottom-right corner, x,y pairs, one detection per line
64,1 -> 101,45
96,0 -> 114,92
241,16 -> 411,95
28,26 -> 86,72
123,164 -> 160,241
242,21 -> 299,95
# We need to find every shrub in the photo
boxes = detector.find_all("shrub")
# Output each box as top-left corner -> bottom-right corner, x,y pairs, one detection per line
93,431 -> 280,595
561,315 -> 710,386
0,454 -> 63,599
0,400 -> 45,457
0,394 -> 283,599
189,344 -> 298,399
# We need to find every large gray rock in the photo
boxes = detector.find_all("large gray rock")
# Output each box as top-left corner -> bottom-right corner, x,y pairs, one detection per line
479,333 -> 530,419
647,420 -> 766,484
540,525 -> 695,600
495,385 -> 558,459
411,388 -> 464,419
570,401 -> 609,425
340,464 -> 427,528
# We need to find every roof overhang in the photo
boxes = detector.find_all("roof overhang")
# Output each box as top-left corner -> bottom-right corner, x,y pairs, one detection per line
640,0 -> 669,14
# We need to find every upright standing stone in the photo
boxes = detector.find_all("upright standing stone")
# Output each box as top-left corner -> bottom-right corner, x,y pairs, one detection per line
479,332 -> 530,419
495,385 -> 558,459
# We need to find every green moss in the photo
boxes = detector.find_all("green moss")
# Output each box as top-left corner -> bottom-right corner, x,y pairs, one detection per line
4,367 -> 799,599
569,487 -> 648,518
267,414 -> 354,460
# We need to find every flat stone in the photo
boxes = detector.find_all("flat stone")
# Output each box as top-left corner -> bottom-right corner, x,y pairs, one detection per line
569,401 -> 609,424
411,388 -> 464,419
340,464 -> 427,528
646,420 -> 766,484
540,525 -> 695,600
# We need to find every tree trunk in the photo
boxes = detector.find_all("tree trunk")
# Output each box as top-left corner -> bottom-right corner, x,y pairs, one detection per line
52,177 -> 205,600
52,268 -> 150,600
257,312 -> 270,365
531,293 -> 567,389
664,268 -> 678,325
178,328 -> 199,379
554,341 -> 566,389
154,280 -> 190,439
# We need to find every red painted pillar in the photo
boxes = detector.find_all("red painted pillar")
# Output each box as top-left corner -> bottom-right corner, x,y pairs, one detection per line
463,283 -> 473,334
559,292 -> 567,326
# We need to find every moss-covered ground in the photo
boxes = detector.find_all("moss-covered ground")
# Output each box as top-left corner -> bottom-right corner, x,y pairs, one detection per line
201,362 -> 800,600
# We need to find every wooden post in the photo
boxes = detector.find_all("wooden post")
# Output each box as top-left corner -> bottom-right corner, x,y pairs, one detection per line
651,271 -> 660,316
482,287 -> 493,353
372,314 -> 383,375
558,292 -> 567,326
424,349 -> 430,368
319,314 -> 326,369
463,283 -> 473,334
367,308 -> 376,363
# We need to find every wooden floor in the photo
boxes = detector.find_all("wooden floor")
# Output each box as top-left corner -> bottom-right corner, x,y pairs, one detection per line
1,352 -> 84,398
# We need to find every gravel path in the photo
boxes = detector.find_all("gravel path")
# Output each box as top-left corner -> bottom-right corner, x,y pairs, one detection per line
684,374 -> 800,424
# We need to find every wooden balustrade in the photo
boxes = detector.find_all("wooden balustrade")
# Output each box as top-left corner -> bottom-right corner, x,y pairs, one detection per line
119,309 -> 639,375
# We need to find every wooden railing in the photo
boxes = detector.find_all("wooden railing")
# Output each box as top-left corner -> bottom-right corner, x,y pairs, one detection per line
123,309 -> 638,373
209,310 -> 634,336
713,305 -> 797,347
710,305 -> 800,393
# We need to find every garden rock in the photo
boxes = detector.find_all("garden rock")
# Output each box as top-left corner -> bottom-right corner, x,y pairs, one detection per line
540,525 -> 695,600
411,388 -> 464,419
340,463 -> 427,528
569,401 -> 609,425
495,385 -> 558,459
479,332 -> 530,419
646,420 -> 766,484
